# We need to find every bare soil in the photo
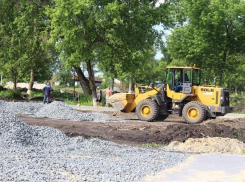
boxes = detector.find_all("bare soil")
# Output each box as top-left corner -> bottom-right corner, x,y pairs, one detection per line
18,110 -> 245,145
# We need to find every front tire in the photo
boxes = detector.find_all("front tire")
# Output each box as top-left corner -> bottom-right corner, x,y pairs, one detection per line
182,101 -> 206,124
136,99 -> 159,122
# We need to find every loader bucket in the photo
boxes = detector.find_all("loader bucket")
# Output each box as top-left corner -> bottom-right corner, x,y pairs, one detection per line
107,93 -> 135,112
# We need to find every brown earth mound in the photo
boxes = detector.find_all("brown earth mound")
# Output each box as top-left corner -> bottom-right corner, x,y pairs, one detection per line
162,123 -> 245,143
19,114 -> 245,145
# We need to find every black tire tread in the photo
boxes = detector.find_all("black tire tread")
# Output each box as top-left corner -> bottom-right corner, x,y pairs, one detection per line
136,99 -> 159,122
182,101 -> 206,124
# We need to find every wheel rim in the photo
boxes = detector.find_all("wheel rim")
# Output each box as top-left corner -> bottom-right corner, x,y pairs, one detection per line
140,105 -> 152,117
187,107 -> 199,120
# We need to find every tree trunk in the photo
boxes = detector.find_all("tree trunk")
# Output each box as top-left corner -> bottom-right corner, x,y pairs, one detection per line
235,87 -> 238,95
86,60 -> 97,106
27,68 -> 34,94
128,75 -> 133,93
0,74 -> 2,85
73,66 -> 91,95
111,77 -> 114,91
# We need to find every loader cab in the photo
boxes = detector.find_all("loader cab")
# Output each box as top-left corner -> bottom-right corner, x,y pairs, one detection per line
166,66 -> 201,94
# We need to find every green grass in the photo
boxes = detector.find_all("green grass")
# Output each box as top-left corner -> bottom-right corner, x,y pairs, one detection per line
28,91 -> 43,99
1,88 -> 106,107
53,86 -> 84,93
52,91 -> 74,100
29,90 -> 95,106
64,97 -> 93,106
233,111 -> 245,114
0,89 -> 21,99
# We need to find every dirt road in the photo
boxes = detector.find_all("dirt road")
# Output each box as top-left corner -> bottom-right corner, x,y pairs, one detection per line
19,110 -> 245,145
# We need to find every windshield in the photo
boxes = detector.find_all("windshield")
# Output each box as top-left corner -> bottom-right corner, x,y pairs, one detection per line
193,69 -> 201,86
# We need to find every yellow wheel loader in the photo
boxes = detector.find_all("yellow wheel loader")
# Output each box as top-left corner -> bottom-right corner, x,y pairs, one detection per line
108,65 -> 233,124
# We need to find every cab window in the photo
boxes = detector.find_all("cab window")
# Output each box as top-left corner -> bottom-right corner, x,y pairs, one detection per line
193,69 -> 201,85
184,70 -> 191,83
174,69 -> 183,85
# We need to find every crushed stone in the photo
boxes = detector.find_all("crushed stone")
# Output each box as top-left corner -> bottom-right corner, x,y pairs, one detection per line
5,102 -> 43,115
0,106 -> 189,181
0,100 -> 112,122
34,101 -> 111,122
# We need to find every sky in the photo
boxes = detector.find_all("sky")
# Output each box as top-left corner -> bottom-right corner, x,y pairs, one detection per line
154,0 -> 171,60
153,23 -> 172,60
156,0 -> 165,7
155,50 -> 164,60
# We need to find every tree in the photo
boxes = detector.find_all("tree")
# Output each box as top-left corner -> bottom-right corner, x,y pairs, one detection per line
98,0 -> 173,92
48,0 -> 172,104
0,0 -> 53,91
47,0 -> 106,103
167,0 -> 245,89
0,0 -> 22,89
14,0 -> 53,93
52,58 -> 74,87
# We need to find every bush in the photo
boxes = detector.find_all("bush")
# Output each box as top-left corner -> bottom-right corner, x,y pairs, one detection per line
0,89 -> 21,99
29,90 -> 43,98
230,93 -> 245,113
0,85 -> 7,91
78,95 -> 93,106
63,94 -> 93,106
230,93 -> 245,107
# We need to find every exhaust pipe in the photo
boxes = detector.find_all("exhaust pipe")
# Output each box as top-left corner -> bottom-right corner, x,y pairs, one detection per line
214,77 -> 217,87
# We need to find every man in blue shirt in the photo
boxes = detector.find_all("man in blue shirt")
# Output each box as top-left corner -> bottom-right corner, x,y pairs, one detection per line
175,75 -> 183,92
43,82 -> 53,104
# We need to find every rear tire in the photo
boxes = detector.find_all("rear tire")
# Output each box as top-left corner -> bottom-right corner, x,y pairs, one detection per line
136,99 -> 159,122
182,101 -> 206,124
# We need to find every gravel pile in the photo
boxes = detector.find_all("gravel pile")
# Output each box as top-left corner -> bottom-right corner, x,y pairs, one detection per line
0,110 -> 70,147
165,137 -> 245,154
0,100 -> 111,122
34,101 -> 110,122
0,100 -> 5,107
0,108 -> 190,181
5,102 -> 43,115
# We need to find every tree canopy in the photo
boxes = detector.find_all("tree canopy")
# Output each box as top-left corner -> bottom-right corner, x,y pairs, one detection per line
167,0 -> 245,90
0,0 -> 245,94
0,0 -> 53,90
